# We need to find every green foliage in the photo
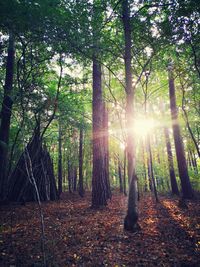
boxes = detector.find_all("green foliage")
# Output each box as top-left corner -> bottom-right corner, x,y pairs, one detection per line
0,0 -> 199,193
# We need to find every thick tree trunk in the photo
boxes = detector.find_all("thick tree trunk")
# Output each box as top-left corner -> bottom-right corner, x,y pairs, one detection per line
58,119 -> 62,196
168,64 -> 193,199
164,126 -> 179,195
122,0 -> 139,232
78,127 -> 84,197
0,32 -> 15,200
92,58 -> 111,207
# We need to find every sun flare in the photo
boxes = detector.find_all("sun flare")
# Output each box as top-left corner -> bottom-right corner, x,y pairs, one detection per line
133,118 -> 156,137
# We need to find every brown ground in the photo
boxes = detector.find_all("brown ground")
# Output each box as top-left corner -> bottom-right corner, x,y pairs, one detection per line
0,192 -> 199,267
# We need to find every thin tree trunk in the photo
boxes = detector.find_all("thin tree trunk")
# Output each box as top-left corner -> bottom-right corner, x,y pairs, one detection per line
168,63 -> 193,199
103,103 -> 111,200
78,127 -> 84,197
189,149 -> 198,173
73,167 -> 77,192
164,126 -> 179,195
123,149 -> 127,196
142,142 -> 148,192
67,159 -> 72,193
147,135 -> 159,202
181,87 -> 200,158
122,0 -> 140,232
58,118 -> 63,196
118,160 -> 123,193
146,138 -> 153,192
0,31 -> 15,200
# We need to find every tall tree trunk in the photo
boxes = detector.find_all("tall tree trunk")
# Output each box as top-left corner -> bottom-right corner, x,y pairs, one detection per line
0,31 -> 15,200
58,118 -> 62,196
122,0 -> 140,232
78,127 -> 84,197
168,64 -> 193,199
92,57 -> 111,207
164,126 -> 179,195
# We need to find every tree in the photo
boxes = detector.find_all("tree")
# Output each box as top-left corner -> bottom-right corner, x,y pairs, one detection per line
164,126 -> 179,195
92,57 -> 111,207
168,62 -> 193,199
0,31 -> 15,200
122,0 -> 140,232
91,1 -> 111,208
78,126 -> 84,197
58,116 -> 63,196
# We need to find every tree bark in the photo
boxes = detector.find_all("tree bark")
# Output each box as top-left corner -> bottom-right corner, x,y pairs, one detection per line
142,141 -> 148,192
67,159 -> 72,193
164,126 -> 179,195
168,64 -> 193,199
147,135 -> 159,202
123,149 -> 127,196
102,103 -> 111,200
118,160 -> 123,193
78,127 -> 84,197
91,57 -> 111,207
73,167 -> 77,192
122,0 -> 140,232
58,118 -> 62,197
0,31 -> 15,200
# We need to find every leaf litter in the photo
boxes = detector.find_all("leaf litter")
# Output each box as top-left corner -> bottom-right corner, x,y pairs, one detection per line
0,192 -> 199,267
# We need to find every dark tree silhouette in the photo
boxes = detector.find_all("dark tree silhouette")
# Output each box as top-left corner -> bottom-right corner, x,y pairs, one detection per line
0,31 -> 15,200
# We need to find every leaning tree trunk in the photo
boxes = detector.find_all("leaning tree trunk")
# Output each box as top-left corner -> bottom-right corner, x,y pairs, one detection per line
164,126 -> 179,195
168,63 -> 193,199
0,32 -> 15,200
122,0 -> 140,232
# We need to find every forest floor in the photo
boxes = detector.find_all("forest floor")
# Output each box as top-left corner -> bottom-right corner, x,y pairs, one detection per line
0,192 -> 200,267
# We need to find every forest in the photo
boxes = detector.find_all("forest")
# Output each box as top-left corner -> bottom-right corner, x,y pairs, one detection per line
0,0 -> 200,266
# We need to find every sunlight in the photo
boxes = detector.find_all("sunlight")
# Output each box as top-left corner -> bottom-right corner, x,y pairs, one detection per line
133,118 -> 156,137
